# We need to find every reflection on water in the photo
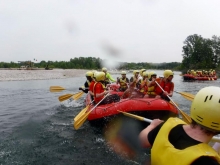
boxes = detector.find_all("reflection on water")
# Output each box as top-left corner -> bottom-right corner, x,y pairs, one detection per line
0,71 -> 219,164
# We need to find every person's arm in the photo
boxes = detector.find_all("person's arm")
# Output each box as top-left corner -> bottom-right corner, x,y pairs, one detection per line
162,82 -> 174,97
139,119 -> 164,148
129,77 -> 138,87
106,73 -> 116,82
84,81 -> 89,93
79,81 -> 89,93
148,78 -> 157,87
95,84 -> 109,98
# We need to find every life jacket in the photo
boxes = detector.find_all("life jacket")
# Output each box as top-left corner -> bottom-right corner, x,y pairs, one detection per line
93,82 -> 106,103
147,78 -> 160,95
119,77 -> 128,90
155,79 -> 174,95
151,118 -> 220,165
140,79 -> 148,94
89,80 -> 95,92
130,76 -> 138,88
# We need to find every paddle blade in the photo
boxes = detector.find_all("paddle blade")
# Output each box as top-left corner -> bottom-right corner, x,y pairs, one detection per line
50,86 -> 66,92
74,105 -> 89,121
58,94 -> 73,102
72,91 -> 84,100
73,111 -> 90,130
175,91 -> 194,101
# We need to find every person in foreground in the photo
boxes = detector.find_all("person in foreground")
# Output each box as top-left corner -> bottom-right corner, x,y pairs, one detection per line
139,86 -> 220,165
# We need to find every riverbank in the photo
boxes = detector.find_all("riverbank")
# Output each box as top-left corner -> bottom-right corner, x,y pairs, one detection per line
0,69 -> 88,81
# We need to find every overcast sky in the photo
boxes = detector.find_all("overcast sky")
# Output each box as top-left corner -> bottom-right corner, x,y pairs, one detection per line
1,0 -> 220,64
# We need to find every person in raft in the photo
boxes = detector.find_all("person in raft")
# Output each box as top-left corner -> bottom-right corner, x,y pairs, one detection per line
123,70 -> 141,99
79,71 -> 94,93
138,71 -> 149,97
93,72 -> 120,105
116,71 -> 129,92
144,71 -> 158,98
102,67 -> 116,85
87,71 -> 97,101
154,70 -> 174,101
139,86 -> 220,165
139,68 -> 147,80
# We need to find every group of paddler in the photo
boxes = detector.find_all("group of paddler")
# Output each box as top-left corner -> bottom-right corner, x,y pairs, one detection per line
187,69 -> 216,77
120,69 -> 174,101
79,67 -> 175,104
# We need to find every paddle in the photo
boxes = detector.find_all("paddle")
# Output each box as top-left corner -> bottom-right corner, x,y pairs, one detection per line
58,91 -> 84,102
73,93 -> 110,130
155,81 -> 192,124
118,110 -> 152,123
174,91 -> 194,101
74,104 -> 90,122
50,86 -> 66,92
73,91 -> 84,100
118,111 -> 220,142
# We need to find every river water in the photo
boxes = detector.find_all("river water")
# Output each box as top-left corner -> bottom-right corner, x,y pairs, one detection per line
0,70 -> 219,165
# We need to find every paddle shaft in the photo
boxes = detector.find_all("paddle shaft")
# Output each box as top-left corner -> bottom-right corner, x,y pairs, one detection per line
86,93 -> 110,115
155,81 -> 180,113
118,110 -> 152,123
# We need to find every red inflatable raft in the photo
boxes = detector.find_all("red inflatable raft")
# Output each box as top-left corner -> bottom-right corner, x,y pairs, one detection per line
85,94 -> 179,123
183,74 -> 217,81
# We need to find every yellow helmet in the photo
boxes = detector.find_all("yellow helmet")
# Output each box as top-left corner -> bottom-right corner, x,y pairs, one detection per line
93,71 -> 99,80
85,71 -> 93,78
133,70 -> 139,76
148,71 -> 157,79
140,69 -> 146,76
95,72 -> 106,82
102,67 -> 107,72
190,86 -> 220,132
163,70 -> 174,79
121,71 -> 126,75
142,71 -> 148,77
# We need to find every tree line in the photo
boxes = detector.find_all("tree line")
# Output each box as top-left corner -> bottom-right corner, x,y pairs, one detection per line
0,57 -> 181,70
1,34 -> 220,71
181,34 -> 220,71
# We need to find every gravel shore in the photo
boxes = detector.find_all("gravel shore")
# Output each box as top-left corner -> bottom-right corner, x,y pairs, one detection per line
0,69 -> 88,81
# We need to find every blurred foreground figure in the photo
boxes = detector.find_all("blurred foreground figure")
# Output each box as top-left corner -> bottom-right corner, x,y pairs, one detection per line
139,86 -> 220,165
